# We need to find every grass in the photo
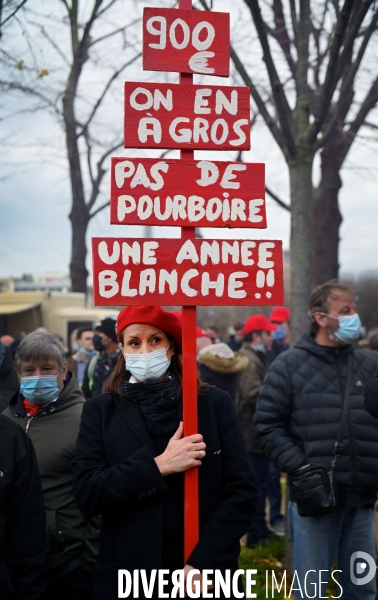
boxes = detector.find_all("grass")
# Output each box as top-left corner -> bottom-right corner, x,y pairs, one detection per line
238,535 -> 378,598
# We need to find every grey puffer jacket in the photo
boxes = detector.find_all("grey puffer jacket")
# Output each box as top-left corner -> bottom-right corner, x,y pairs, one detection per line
3,373 -> 99,581
254,332 -> 378,507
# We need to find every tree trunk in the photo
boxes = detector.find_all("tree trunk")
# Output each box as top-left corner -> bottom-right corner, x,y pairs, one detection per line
63,87 -> 89,294
313,140 -> 344,286
289,154 -> 314,343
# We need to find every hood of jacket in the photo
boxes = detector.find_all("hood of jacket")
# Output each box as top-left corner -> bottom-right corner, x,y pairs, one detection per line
294,331 -> 354,362
198,351 -> 249,374
9,371 -> 84,417
0,343 -> 14,379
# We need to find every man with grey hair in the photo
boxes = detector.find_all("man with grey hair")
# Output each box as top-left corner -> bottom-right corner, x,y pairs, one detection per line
254,280 -> 378,599
3,332 -> 98,600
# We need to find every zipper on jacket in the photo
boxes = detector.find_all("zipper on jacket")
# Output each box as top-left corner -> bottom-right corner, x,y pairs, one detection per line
25,416 -> 33,434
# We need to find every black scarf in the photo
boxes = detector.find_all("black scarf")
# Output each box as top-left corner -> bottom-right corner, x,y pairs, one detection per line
122,376 -> 180,436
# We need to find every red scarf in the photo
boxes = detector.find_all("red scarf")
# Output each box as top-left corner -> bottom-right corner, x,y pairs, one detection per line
23,399 -> 42,418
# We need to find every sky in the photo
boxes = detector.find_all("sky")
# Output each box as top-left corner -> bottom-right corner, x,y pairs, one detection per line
0,0 -> 377,283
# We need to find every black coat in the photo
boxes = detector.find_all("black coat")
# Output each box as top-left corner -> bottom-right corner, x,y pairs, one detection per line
0,344 -> 19,413
72,386 -> 257,599
0,414 -> 48,599
254,332 -> 378,507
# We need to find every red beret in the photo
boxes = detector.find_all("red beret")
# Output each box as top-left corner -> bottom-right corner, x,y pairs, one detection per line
117,306 -> 182,351
196,326 -> 210,339
269,306 -> 291,323
243,314 -> 278,334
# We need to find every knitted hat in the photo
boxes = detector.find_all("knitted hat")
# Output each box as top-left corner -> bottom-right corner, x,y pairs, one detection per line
95,317 -> 118,342
243,314 -> 278,334
117,306 -> 182,351
269,306 -> 291,323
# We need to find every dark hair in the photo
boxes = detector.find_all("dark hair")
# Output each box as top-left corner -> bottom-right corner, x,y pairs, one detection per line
77,326 -> 93,340
243,330 -> 262,343
208,325 -> 219,334
309,279 -> 355,334
234,322 -> 244,331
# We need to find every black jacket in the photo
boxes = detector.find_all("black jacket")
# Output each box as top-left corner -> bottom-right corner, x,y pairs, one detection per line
0,343 -> 19,413
3,373 -> 99,581
254,332 -> 378,507
72,386 -> 257,599
0,414 -> 48,599
365,375 -> 378,416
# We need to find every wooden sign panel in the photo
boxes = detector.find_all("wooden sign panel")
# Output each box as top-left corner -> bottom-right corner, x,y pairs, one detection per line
110,158 -> 266,228
92,237 -> 283,306
124,82 -> 250,150
143,8 -> 230,77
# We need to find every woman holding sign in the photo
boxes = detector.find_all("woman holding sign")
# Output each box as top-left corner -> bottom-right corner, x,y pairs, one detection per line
73,305 -> 256,599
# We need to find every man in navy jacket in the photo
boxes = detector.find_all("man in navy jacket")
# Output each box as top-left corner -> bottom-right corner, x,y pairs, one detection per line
0,413 -> 48,599
254,280 -> 378,600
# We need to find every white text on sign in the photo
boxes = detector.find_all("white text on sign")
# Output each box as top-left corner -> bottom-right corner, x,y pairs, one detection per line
124,83 -> 250,150
92,238 -> 284,306
143,8 -> 230,77
110,158 -> 266,228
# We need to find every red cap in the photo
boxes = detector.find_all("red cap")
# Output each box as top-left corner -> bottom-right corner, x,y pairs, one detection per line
243,314 -> 278,334
117,306 -> 182,351
196,326 -> 210,339
170,310 -> 182,320
269,307 -> 291,323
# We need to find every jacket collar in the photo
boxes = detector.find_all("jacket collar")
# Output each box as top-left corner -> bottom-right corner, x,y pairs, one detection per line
113,395 -> 158,456
295,332 -> 354,360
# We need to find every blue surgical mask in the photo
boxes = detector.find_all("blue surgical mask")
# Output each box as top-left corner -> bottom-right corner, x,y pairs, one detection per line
124,345 -> 171,382
80,347 -> 96,357
272,326 -> 286,341
20,375 -> 61,406
323,313 -> 362,344
72,342 -> 79,352
256,343 -> 266,353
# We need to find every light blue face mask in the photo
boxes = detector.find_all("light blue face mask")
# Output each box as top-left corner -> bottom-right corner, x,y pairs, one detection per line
20,375 -> 61,406
323,313 -> 361,344
272,326 -> 286,341
80,347 -> 96,357
124,345 -> 171,382
72,342 -> 79,352
256,343 -> 266,353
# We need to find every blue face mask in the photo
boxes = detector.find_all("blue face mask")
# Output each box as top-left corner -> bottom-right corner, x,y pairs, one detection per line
323,313 -> 361,344
272,326 -> 286,341
253,342 -> 266,353
20,375 -> 61,406
72,342 -> 79,352
80,347 -> 96,357
124,346 -> 171,382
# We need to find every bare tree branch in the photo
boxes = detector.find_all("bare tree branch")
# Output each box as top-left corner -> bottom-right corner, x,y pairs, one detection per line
78,52 -> 141,137
89,19 -> 141,47
0,80 -> 62,116
266,185 -> 291,211
89,200 -> 109,219
230,45 -> 287,156
244,0 -> 297,159
308,0 -> 370,144
0,0 -> 28,28
38,24 -> 71,67
316,8 -> 378,150
268,0 -> 296,77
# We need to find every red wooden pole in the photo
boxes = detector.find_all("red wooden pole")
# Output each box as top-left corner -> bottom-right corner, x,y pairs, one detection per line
178,0 -> 199,567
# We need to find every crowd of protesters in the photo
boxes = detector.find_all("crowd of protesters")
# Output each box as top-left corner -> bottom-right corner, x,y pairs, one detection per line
1,278 -> 378,599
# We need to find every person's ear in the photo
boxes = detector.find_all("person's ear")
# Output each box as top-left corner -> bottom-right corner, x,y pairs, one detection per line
62,361 -> 68,381
314,312 -> 328,329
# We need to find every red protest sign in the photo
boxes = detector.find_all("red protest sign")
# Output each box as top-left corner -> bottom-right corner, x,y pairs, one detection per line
143,8 -> 230,77
92,237 -> 283,306
124,82 -> 250,150
110,158 -> 266,229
